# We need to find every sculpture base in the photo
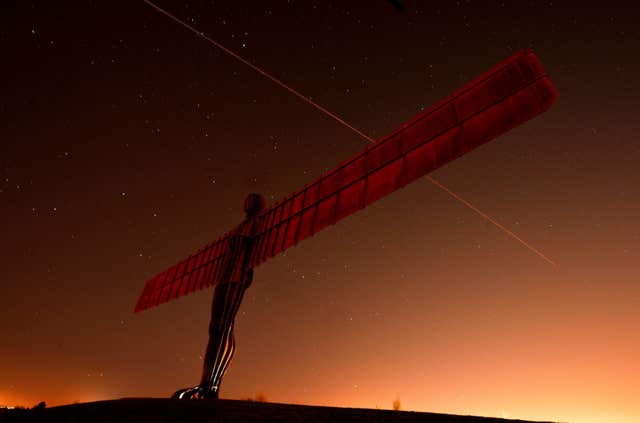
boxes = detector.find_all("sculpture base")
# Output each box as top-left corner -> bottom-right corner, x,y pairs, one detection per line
1,398 -> 555,422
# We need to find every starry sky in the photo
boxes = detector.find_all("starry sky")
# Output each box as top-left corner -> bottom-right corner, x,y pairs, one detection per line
2,1 -> 639,422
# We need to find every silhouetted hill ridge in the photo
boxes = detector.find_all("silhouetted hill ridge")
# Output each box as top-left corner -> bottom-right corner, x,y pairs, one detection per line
0,398 -> 557,423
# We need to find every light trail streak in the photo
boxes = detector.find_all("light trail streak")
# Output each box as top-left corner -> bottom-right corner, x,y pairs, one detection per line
141,0 -> 556,267
425,175 -> 556,266
141,0 -> 372,143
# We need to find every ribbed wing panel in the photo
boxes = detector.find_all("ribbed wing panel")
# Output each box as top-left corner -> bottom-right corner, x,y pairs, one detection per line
133,49 -> 556,313
248,49 -> 556,267
134,231 -> 234,313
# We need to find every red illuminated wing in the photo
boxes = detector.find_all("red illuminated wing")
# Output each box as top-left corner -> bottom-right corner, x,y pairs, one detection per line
134,49 -> 556,313
134,230 -> 235,313
247,49 -> 556,267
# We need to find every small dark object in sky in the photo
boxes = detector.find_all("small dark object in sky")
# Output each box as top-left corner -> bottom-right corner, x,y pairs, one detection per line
387,0 -> 405,12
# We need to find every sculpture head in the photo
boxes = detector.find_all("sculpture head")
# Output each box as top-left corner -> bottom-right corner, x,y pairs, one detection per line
243,193 -> 266,218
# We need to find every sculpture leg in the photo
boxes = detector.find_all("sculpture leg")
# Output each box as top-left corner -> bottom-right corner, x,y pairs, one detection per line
173,270 -> 252,399
198,295 -> 236,398
206,324 -> 236,394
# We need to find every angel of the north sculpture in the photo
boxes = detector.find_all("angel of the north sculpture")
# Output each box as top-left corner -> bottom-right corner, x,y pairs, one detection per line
134,49 -> 557,399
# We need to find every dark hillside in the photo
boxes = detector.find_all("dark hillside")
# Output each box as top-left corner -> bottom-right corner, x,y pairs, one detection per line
0,398 -> 556,423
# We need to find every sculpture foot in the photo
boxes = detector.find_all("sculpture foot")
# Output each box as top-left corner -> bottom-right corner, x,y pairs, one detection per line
172,385 -> 218,400
172,386 -> 201,399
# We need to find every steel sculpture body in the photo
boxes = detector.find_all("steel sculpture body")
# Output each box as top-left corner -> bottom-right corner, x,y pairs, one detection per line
134,49 -> 557,399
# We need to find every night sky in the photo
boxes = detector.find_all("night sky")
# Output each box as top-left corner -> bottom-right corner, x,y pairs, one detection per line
2,1 -> 639,422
